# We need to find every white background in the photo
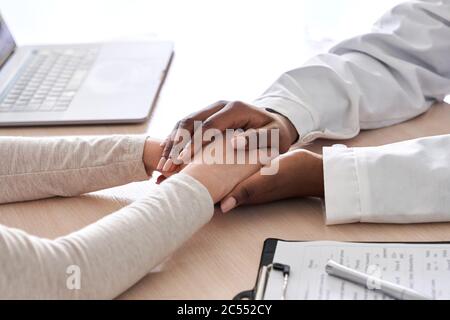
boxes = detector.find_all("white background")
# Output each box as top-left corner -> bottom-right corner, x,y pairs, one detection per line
0,0 -> 405,137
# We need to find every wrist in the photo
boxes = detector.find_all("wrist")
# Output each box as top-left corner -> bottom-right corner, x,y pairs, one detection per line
282,115 -> 300,145
313,154 -> 325,198
143,138 -> 164,176
182,164 -> 228,203
183,164 -> 226,203
293,150 -> 324,198
308,152 -> 324,198
271,112 -> 299,145
183,160 -> 262,204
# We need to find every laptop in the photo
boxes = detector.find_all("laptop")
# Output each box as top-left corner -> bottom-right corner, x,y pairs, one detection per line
0,12 -> 173,126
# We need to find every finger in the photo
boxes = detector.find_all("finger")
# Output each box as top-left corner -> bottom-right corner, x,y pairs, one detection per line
162,158 -> 174,172
165,101 -> 229,166
172,121 -> 202,166
180,101 -> 269,163
177,124 -> 209,164
177,139 -> 196,164
173,100 -> 228,144
158,123 -> 180,171
180,102 -> 253,161
220,171 -> 273,213
169,118 -> 199,163
162,119 -> 198,171
231,124 -> 280,151
201,101 -> 252,133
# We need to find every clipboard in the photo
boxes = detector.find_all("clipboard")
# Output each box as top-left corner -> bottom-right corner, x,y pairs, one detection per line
234,238 -> 279,300
234,238 -> 450,301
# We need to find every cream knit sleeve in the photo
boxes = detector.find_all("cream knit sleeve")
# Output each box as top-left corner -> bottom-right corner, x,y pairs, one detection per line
0,135 -> 149,204
0,173 -> 214,299
0,136 -> 215,299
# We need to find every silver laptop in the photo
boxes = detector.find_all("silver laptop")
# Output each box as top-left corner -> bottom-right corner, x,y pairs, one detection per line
0,12 -> 173,126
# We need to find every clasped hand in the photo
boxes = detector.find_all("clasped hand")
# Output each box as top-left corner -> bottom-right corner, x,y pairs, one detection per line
146,101 -> 325,213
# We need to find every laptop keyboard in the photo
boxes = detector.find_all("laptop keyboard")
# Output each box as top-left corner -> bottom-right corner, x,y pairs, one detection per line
0,47 -> 99,113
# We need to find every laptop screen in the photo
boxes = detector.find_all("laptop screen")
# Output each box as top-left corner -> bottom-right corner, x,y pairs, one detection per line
0,13 -> 16,68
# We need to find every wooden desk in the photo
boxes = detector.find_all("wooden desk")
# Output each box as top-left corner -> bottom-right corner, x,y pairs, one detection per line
0,102 -> 449,300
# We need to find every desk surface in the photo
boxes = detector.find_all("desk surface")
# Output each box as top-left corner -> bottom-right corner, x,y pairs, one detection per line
1,102 -> 450,300
0,0 -> 449,300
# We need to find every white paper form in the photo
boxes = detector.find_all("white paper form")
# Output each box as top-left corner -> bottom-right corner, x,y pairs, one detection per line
264,241 -> 450,300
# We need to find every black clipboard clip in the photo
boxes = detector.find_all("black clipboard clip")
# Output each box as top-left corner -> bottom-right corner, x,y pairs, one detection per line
234,239 -> 291,300
234,262 -> 291,300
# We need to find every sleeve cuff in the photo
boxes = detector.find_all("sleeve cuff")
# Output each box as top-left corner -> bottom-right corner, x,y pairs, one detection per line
165,173 -> 215,221
126,135 -> 151,181
252,96 -> 318,145
323,145 -> 363,225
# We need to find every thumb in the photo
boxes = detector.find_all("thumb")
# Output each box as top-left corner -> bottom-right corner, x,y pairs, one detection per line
220,172 -> 264,213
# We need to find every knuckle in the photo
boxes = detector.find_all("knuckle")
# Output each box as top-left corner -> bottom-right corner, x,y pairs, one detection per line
202,119 -> 215,130
162,144 -> 173,157
228,100 -> 246,109
215,100 -> 229,106
178,117 -> 194,129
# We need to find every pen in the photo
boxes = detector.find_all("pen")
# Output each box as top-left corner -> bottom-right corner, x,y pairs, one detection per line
325,260 -> 432,300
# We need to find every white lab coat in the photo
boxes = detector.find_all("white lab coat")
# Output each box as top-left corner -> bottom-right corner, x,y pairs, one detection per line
253,0 -> 450,224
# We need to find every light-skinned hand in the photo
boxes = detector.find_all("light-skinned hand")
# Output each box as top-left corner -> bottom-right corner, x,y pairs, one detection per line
176,135 -> 275,203
143,138 -> 165,176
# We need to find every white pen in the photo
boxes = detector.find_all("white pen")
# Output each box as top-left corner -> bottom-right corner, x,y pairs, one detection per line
325,260 -> 432,300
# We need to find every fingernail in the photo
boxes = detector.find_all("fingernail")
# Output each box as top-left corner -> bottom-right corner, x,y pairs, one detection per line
168,162 -> 178,172
177,150 -> 186,162
180,150 -> 193,164
157,157 -> 166,171
162,158 -> 173,172
160,141 -> 166,147
221,197 -> 237,213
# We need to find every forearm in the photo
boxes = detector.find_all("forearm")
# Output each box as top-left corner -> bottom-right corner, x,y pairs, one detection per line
323,135 -> 450,225
0,173 -> 213,299
254,0 -> 450,144
0,135 -> 150,204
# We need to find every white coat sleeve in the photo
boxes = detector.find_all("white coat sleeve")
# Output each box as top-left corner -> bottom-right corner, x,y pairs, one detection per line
323,134 -> 450,225
253,0 -> 450,144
